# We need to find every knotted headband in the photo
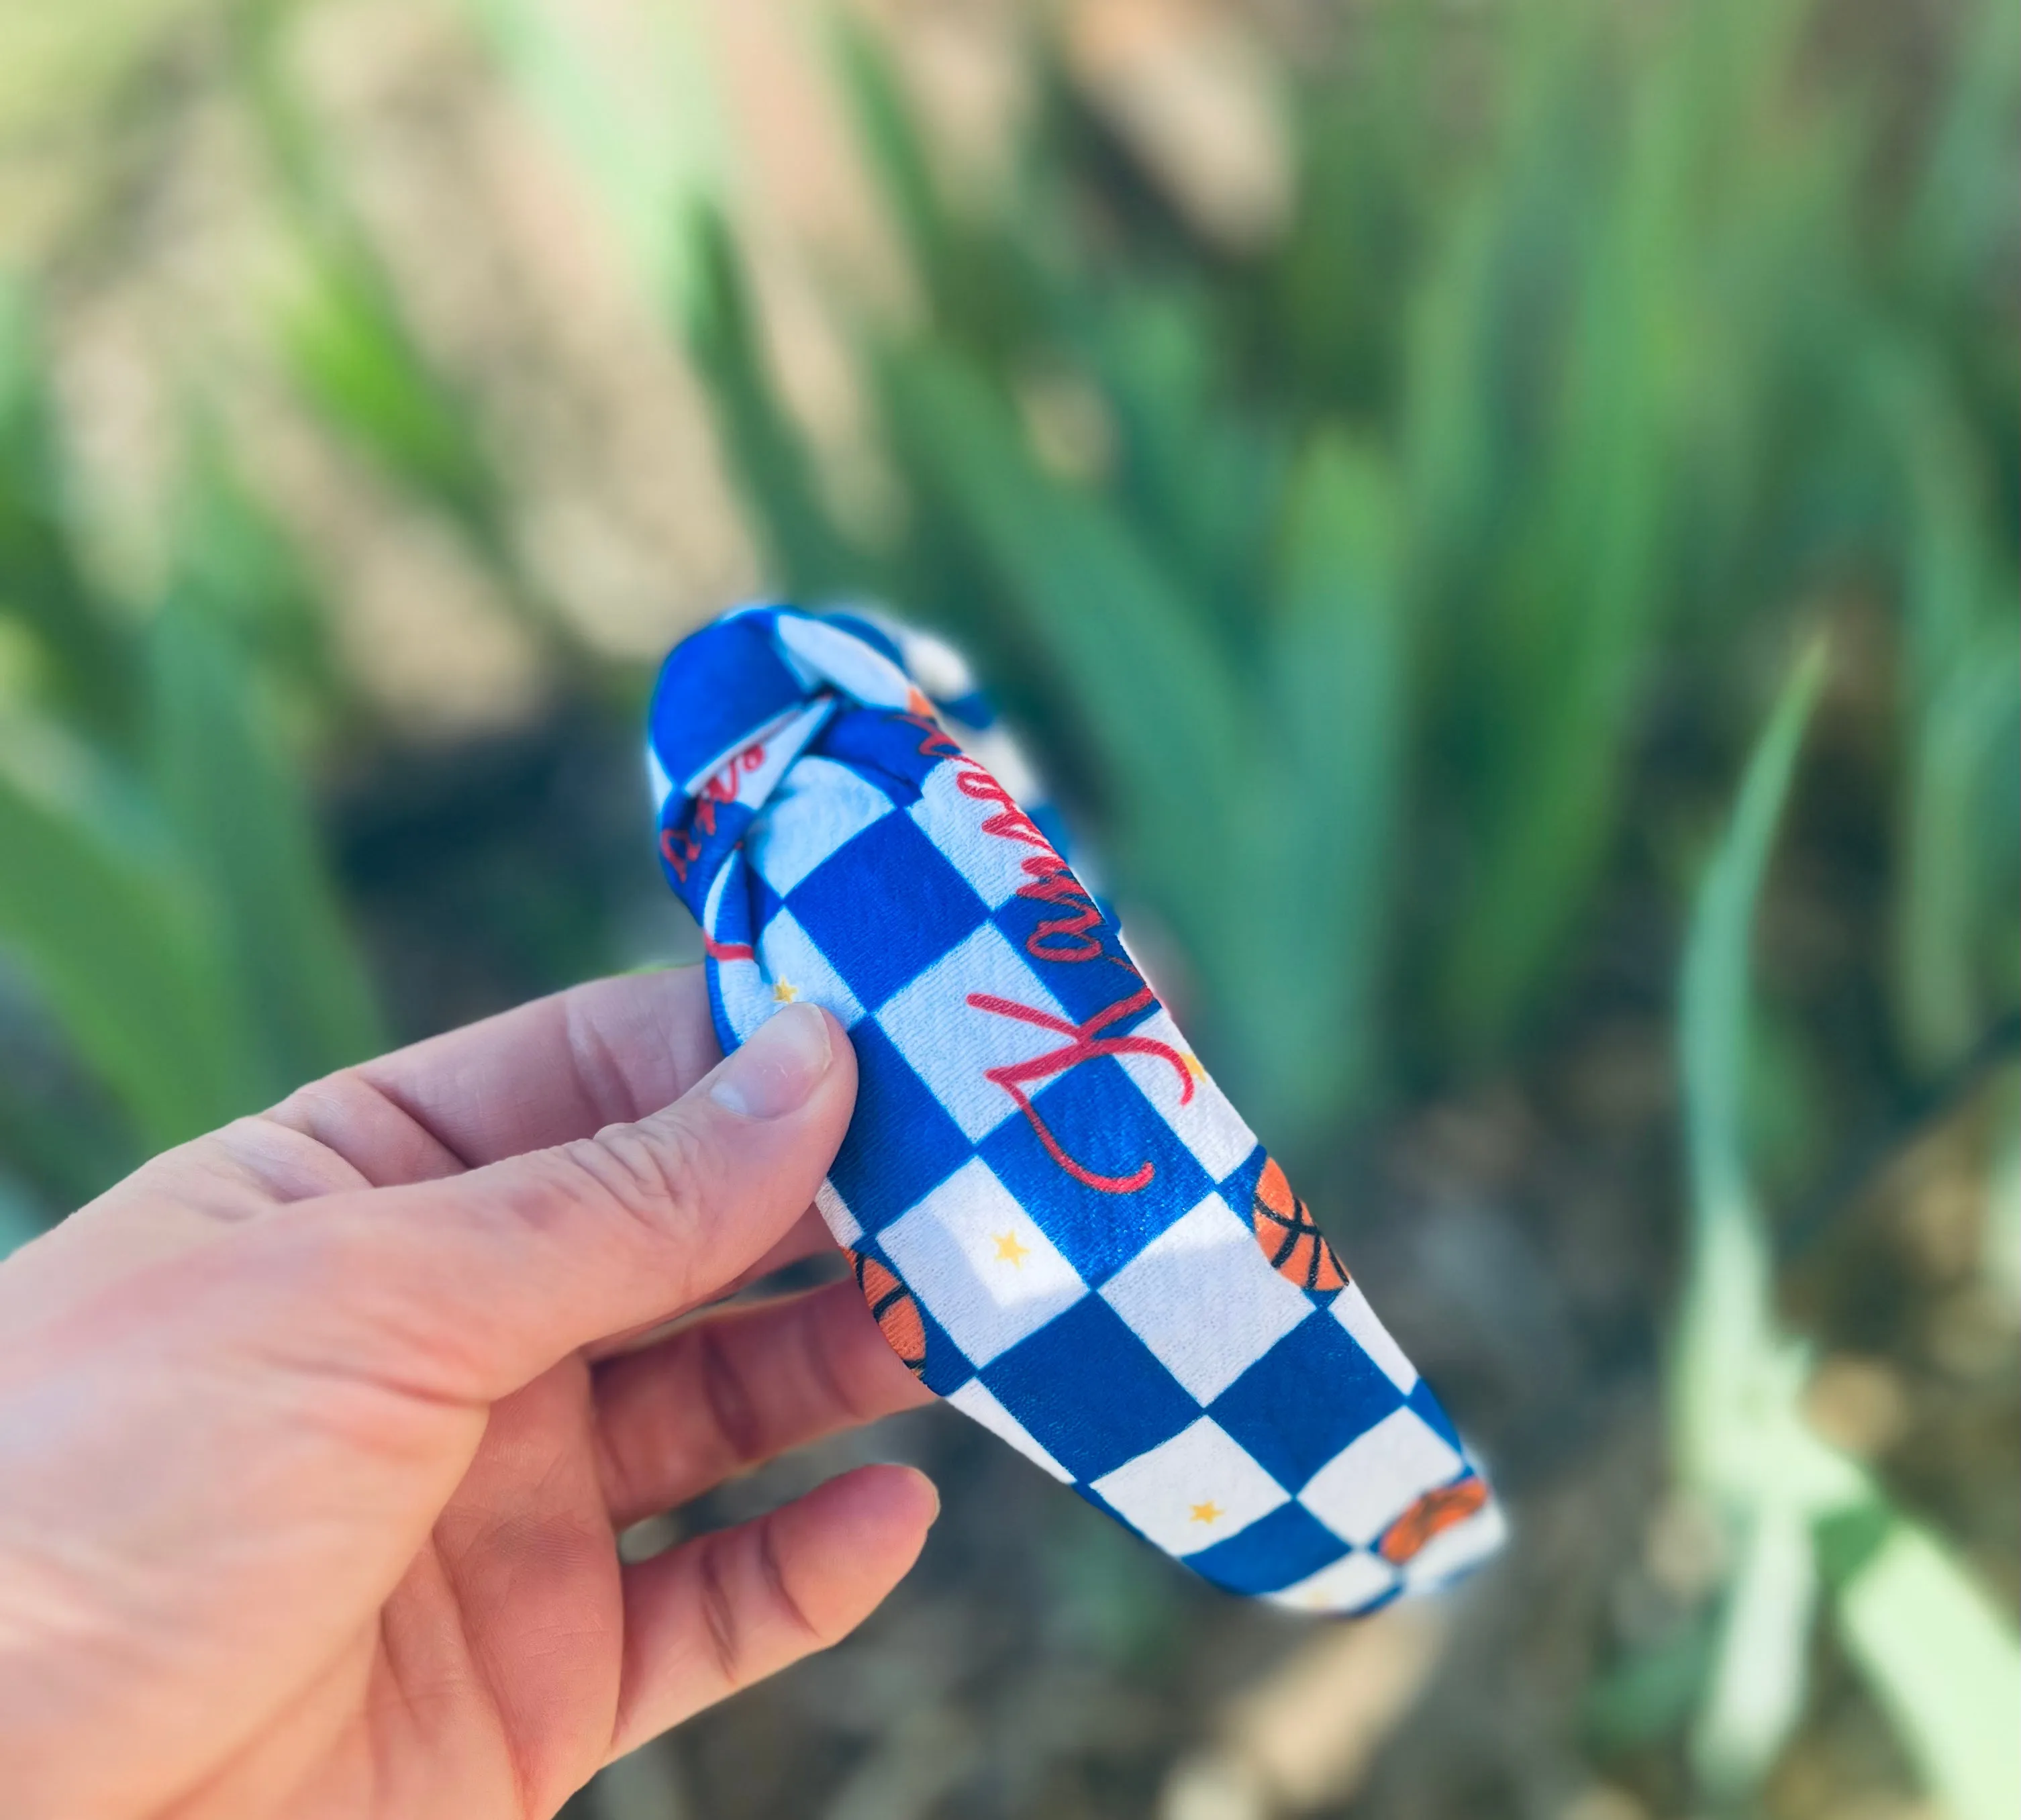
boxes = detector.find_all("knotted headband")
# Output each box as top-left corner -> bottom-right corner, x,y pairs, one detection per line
648,605 -> 1503,1612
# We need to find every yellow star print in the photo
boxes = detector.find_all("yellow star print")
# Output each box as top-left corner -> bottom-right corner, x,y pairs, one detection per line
1189,1500 -> 1224,1525
1180,1052 -> 1205,1081
772,979 -> 799,1004
993,1229 -> 1033,1267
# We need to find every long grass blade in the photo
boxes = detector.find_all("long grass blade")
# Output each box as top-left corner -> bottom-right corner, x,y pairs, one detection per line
0,720 -> 258,1151
1247,432 -> 1408,1134
1675,642 -> 1842,1796
1832,1514 -> 2021,1820
681,205 -> 873,601
147,603 -> 383,1097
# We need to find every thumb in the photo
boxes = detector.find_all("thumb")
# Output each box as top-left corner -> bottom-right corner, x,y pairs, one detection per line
249,1003 -> 856,1401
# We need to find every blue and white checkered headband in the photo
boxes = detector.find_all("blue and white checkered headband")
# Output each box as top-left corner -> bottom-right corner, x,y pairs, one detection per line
648,604 -> 1504,1613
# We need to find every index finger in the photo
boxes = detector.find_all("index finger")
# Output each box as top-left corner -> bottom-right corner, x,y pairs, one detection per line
274,967 -> 722,1184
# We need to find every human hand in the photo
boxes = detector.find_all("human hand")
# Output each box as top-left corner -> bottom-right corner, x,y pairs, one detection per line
0,969 -> 938,1819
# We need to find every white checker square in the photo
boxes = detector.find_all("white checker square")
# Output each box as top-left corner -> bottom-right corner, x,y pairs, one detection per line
878,1158 -> 1087,1368
756,907 -> 867,1028
1112,1007 -> 1257,1182
713,960 -> 773,1046
873,923 -> 1073,1142
1098,1194 -> 1316,1402
945,1378 -> 1073,1482
1264,1549 -> 1399,1615
1330,1284 -> 1419,1393
746,756 -> 893,896
891,622 -> 977,703
909,760 -> 1054,911
646,745 -> 675,818
1401,1496 -> 1506,1592
1298,1407 -> 1465,1547
1093,1417 -> 1289,1557
775,612 -> 914,708
814,1179 -> 862,1250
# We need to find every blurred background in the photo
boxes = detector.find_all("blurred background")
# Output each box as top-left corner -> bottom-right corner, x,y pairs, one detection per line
0,0 -> 2015,1815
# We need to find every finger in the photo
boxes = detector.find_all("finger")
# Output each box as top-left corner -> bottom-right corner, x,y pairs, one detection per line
582,1205 -> 837,1364
258,968 -> 720,1188
609,1464 -> 937,1758
596,1280 -> 936,1527
720,1204 -> 840,1299
34,972 -> 722,1314
232,1003 -> 856,1401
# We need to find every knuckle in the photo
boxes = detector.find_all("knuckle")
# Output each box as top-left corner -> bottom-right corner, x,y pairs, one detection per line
696,1539 -> 742,1683
756,1513 -> 826,1646
553,1115 -> 712,1241
802,1291 -> 875,1427
692,1513 -> 828,1691
695,1322 -> 765,1468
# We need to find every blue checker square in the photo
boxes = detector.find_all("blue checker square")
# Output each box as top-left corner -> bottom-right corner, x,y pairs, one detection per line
1183,1501 -> 1351,1595
1207,1313 -> 1408,1494
704,851 -> 758,947
977,1056 -> 1214,1287
814,706 -> 943,805
750,870 -> 786,940
939,687 -> 993,729
819,611 -> 907,670
648,613 -> 806,787
1408,1378 -> 1463,1452
906,1276 -> 973,1399
979,1297 -> 1199,1484
785,812 -> 989,1011
1212,1145 -> 1271,1221
985,899 -> 1167,1025
826,1022 -> 972,1232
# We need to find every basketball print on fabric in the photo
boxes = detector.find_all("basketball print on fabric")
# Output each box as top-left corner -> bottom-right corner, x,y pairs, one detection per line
1250,1156 -> 1348,1293
846,1249 -> 928,1377
1376,1474 -> 1492,1564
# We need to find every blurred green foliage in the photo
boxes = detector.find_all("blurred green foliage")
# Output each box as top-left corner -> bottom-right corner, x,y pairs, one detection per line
689,0 -> 2018,1164
1670,644 -> 2017,1818
0,0 -> 2014,1813
0,289 -> 382,1176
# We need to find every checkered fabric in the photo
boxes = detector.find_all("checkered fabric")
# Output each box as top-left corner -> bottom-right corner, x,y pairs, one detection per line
648,605 -> 1504,1613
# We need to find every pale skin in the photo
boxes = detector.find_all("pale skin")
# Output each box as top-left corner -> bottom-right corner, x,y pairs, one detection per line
0,970 -> 938,1820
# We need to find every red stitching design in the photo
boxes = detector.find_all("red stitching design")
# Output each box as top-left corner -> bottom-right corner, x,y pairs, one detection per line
893,705 -> 962,760
673,739 -> 767,931
951,766 -> 1105,962
966,986 -> 1191,1193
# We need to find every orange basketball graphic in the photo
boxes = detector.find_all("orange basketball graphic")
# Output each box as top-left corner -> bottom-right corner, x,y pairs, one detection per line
1250,1157 -> 1348,1293
1376,1476 -> 1490,1564
846,1248 -> 927,1377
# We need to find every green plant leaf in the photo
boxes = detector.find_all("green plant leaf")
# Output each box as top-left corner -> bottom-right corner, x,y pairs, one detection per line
1677,644 -> 1828,1442
146,602 -> 383,1097
1242,431 -> 1409,1135
278,245 -> 502,550
831,13 -> 1034,358
460,0 -> 724,302
682,203 -> 873,601
1673,638 -> 2021,1807
1673,642 -> 1854,1796
877,342 -> 1247,964
831,14 -> 959,324
1834,1517 -> 2021,1820
0,286 -> 135,743
1873,344 -> 2021,1064
0,717 -> 258,1151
